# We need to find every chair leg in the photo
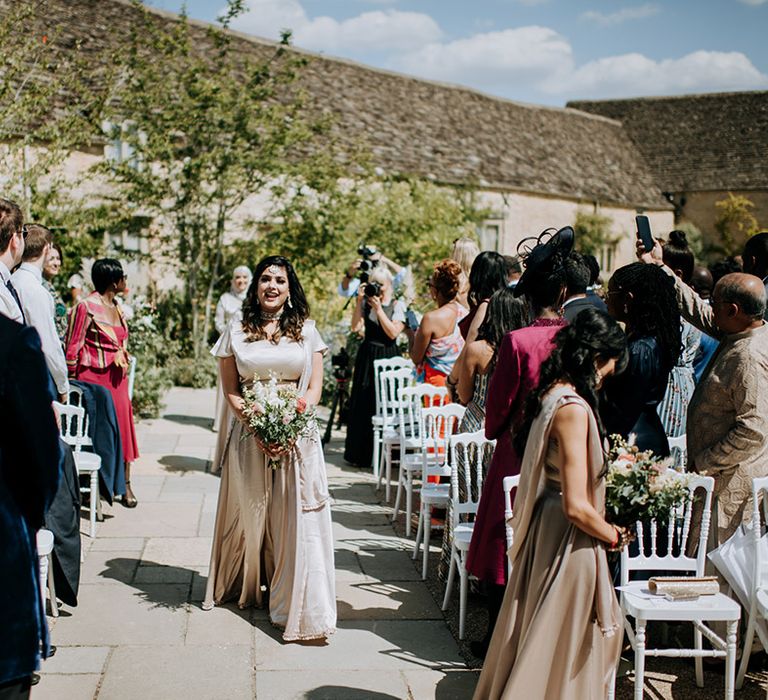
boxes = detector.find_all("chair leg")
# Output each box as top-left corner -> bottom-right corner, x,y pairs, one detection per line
384,446 -> 393,502
737,608 -> 756,690
47,553 -> 58,618
372,427 -> 381,480
421,505 -> 430,580
694,625 -> 704,688
726,620 -> 738,700
607,666 -> 616,700
412,504 -> 423,560
442,547 -> 456,611
458,559 -> 468,640
89,471 -> 98,538
38,553 -> 48,614
391,467 -> 404,525
634,619 -> 646,700
404,471 -> 413,537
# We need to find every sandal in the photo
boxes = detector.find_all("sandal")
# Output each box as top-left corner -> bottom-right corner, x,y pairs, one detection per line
121,480 -> 138,509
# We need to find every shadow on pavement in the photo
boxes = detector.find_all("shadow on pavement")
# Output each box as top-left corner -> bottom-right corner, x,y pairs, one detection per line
100,557 -> 200,610
159,455 -> 211,474
163,413 -> 214,430
305,688 -> 399,700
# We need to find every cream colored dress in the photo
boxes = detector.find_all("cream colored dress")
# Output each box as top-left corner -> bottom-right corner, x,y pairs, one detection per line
203,319 -> 337,641
473,386 -> 621,700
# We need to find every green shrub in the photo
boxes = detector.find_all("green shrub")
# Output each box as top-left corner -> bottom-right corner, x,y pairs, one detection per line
170,355 -> 218,388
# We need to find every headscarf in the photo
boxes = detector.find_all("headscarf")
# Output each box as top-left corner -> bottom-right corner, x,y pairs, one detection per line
230,265 -> 252,301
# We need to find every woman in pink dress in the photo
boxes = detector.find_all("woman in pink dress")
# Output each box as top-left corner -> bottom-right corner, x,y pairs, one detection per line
465,227 -> 573,658
65,258 -> 139,507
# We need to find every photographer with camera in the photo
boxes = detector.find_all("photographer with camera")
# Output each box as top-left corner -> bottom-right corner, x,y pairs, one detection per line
343,267 -> 406,468
338,245 -> 408,298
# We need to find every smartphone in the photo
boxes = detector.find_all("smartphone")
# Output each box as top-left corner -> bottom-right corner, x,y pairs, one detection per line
635,215 -> 654,253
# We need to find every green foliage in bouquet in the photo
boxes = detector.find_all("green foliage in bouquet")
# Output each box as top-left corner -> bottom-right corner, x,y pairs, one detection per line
604,434 -> 692,529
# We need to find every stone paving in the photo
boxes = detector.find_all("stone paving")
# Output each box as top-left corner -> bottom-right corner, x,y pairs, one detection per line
36,387 -> 478,700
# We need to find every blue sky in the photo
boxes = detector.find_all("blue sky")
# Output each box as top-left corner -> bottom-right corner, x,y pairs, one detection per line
146,0 -> 768,106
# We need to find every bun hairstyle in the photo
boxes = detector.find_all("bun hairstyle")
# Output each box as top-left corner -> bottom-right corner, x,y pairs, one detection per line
662,230 -> 695,283
242,255 -> 309,344
431,259 -> 463,302
514,307 -> 628,456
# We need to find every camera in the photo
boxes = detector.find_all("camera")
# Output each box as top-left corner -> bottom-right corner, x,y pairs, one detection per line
330,348 -> 351,380
357,244 -> 379,282
364,282 -> 382,298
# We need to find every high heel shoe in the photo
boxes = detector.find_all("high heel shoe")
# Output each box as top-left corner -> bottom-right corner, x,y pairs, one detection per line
121,480 -> 138,508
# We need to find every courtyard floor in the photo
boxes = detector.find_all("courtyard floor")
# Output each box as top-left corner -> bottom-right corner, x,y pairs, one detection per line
34,387 -> 768,699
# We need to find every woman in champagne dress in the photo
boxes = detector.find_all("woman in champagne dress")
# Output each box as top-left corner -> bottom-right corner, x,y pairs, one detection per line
474,309 -> 629,699
203,256 -> 336,642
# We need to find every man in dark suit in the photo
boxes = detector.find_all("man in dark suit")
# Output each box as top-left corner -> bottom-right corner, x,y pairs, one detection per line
561,252 -> 608,322
742,232 -> 768,319
0,314 -> 61,699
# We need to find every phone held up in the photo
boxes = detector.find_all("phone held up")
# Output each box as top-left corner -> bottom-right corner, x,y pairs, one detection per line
635,215 -> 655,253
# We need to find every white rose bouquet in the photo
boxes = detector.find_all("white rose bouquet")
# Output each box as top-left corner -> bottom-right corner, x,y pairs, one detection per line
604,434 -> 691,529
240,373 -> 317,468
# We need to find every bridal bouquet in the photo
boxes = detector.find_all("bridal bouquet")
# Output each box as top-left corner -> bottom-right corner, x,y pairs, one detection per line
604,434 -> 691,529
240,373 -> 317,468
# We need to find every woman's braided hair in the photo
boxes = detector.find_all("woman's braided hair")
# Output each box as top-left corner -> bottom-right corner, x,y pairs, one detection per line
611,263 -> 682,369
514,308 -> 628,457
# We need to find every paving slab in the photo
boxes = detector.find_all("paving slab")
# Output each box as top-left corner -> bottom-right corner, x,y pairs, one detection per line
404,669 -> 481,700
336,580 -> 443,620
88,537 -> 146,552
95,502 -> 202,538
98,645 -> 252,700
33,673 -> 101,700
40,645 -> 110,675
79,550 -> 140,585
134,564 -> 195,584
358,549 -> 424,582
255,669 -> 410,699
185,603 -> 253,646
141,537 -> 212,568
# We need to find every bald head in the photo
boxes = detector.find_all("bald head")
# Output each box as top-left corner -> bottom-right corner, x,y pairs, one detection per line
715,272 -> 766,323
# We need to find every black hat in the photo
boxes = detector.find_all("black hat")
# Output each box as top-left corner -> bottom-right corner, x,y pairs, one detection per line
513,226 -> 575,298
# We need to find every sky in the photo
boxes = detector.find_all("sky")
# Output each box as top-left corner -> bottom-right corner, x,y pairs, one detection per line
145,0 -> 768,106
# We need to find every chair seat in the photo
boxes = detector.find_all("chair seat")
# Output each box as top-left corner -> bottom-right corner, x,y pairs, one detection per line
74,451 -> 102,472
453,523 -> 474,551
36,529 -> 54,556
620,582 -> 741,622
419,484 -> 450,504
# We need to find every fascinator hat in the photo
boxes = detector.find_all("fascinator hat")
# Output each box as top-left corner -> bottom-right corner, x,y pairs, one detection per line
513,226 -> 575,299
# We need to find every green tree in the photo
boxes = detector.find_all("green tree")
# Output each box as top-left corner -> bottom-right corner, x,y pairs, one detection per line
572,210 -> 619,258
714,193 -> 760,256
99,0 -> 334,357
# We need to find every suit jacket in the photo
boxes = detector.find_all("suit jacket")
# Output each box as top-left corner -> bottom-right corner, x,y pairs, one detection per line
0,316 -> 61,684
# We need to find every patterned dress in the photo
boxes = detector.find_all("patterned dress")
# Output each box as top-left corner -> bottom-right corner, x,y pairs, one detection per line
657,320 -> 700,438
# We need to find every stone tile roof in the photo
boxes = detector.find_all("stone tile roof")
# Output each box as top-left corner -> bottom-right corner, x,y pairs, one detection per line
568,92 -> 768,193
11,0 -> 670,209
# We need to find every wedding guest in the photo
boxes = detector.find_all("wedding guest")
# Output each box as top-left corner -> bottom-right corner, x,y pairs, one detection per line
410,259 -> 466,389
657,231 -> 700,438
65,258 -> 139,508
0,198 -> 26,323
212,265 -> 252,435
690,266 -> 714,300
42,243 -> 68,342
12,225 -> 70,402
561,251 -> 607,321
457,251 -> 507,341
451,236 -> 479,308
473,308 -> 628,700
338,250 -> 407,298
742,232 -> 768,316
603,263 -> 680,456
0,314 -> 61,700
203,255 -> 336,642
465,227 -> 572,658
640,240 -> 768,546
503,255 -> 522,287
67,273 -> 85,305
343,266 -> 406,468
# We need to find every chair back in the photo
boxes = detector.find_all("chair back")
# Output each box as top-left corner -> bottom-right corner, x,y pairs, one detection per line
67,386 -> 94,448
373,356 -> 412,418
54,401 -> 87,452
420,404 -> 466,480
449,430 -> 495,521
503,475 -> 521,552
379,367 -> 415,426
128,356 -> 137,401
620,473 -> 715,586
398,384 -> 448,444
667,433 -> 687,471
750,477 -> 768,596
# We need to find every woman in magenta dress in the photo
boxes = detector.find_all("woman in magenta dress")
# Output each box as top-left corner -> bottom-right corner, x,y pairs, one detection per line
464,227 -> 573,658
65,258 -> 139,507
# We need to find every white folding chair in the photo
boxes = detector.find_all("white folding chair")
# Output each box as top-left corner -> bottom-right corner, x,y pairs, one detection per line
736,476 -> 768,690
442,430 -> 495,640
390,384 -> 449,537
36,529 -> 58,618
128,355 -> 137,401
56,401 -> 102,538
378,367 -> 416,500
372,357 -> 412,480
412,404 -> 466,579
668,433 -> 687,471
502,475 -> 520,579
616,474 -> 741,700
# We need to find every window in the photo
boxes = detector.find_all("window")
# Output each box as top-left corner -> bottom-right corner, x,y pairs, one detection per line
102,120 -> 144,170
478,220 -> 502,251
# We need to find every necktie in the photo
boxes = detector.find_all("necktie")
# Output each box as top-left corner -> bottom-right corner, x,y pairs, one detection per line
5,279 -> 26,324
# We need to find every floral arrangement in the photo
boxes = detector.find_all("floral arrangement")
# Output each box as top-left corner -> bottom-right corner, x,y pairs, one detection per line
241,373 -> 317,468
604,434 -> 691,529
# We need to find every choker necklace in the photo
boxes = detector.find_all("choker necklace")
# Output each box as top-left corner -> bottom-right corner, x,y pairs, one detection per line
261,309 -> 283,321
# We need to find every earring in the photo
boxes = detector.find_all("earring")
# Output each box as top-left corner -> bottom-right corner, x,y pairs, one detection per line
287,295 -> 293,309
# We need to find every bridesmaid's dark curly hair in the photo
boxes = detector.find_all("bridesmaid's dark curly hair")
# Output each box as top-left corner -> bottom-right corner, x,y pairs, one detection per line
514,308 -> 628,457
242,255 -> 309,344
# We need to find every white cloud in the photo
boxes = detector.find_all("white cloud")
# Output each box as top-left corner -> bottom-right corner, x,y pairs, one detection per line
231,1 -> 441,53
581,4 -> 660,26
738,0 -> 767,5
394,27 -> 573,90
545,50 -> 768,98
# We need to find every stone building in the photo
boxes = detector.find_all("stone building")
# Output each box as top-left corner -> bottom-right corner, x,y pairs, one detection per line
6,0 -> 680,288
569,92 -> 768,254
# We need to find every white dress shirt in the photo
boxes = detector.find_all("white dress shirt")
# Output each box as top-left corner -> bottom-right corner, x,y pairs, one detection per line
0,260 -> 24,323
12,262 -> 70,396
